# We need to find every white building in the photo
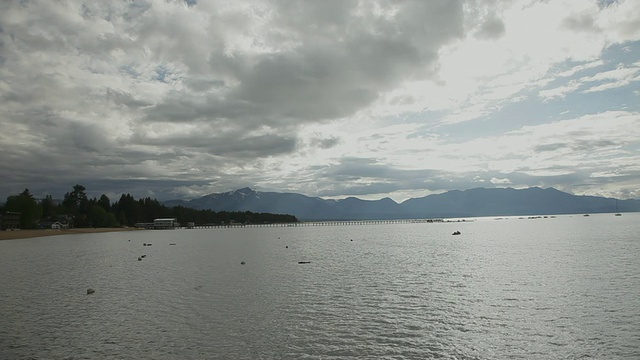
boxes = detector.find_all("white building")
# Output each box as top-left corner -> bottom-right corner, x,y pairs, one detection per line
153,218 -> 178,229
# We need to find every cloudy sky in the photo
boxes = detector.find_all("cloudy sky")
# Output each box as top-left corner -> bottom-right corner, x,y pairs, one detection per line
1,0 -> 639,202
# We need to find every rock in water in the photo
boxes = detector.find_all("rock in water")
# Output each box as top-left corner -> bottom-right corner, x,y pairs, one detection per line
87,288 -> 95,295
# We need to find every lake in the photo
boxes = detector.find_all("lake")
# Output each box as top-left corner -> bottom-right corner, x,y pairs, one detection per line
1,213 -> 639,359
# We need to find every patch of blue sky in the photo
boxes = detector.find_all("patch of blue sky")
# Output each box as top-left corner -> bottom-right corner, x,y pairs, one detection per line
122,0 -> 152,21
598,0 -> 622,8
430,84 -> 635,144
153,64 -> 185,84
384,109 -> 447,126
119,64 -> 141,79
155,64 -> 170,83
382,110 -> 450,141
602,40 -> 640,64
400,42 -> 639,144
154,64 -> 180,83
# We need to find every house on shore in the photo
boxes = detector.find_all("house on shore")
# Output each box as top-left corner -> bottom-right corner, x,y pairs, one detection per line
153,218 -> 179,229
38,216 -> 72,230
1,211 -> 21,230
135,222 -> 155,229
50,221 -> 69,230
134,218 -> 180,229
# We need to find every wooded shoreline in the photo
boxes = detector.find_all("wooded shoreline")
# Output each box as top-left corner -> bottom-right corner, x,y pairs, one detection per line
0,227 -> 141,241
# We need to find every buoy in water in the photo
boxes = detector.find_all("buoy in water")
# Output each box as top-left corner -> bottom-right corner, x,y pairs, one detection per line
240,261 -> 246,265
138,257 -> 142,261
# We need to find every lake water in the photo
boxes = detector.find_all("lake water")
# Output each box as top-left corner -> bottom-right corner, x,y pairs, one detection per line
1,213 -> 639,359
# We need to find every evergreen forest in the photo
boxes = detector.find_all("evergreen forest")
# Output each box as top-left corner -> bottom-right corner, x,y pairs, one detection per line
1,185 -> 298,229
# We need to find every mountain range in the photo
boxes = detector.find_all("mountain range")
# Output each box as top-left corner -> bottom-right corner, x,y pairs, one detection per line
164,187 -> 640,221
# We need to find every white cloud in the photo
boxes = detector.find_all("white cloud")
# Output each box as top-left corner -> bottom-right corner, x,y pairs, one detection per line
539,81 -> 582,100
1,0 -> 640,201
583,78 -> 633,93
490,177 -> 512,185
557,60 -> 605,77
539,63 -> 640,99
590,170 -> 625,178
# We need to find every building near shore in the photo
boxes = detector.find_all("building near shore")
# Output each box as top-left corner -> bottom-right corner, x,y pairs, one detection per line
134,218 -> 180,229
135,222 -> 154,229
1,212 -> 21,230
153,218 -> 179,229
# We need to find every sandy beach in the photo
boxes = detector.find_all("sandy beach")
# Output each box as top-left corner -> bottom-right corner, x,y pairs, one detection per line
0,227 -> 141,241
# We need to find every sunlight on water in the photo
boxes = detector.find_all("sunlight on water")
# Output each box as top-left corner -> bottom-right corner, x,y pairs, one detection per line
1,213 -> 639,359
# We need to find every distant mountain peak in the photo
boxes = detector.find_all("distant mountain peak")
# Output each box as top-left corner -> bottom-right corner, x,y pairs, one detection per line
164,186 -> 639,221
233,187 -> 254,194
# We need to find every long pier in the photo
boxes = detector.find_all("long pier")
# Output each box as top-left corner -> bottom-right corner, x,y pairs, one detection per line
188,218 -> 445,229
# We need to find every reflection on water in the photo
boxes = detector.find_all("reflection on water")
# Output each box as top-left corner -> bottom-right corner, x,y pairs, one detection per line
1,213 -> 639,359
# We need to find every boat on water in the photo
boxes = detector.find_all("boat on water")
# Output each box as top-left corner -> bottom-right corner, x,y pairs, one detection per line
615,199 -> 622,216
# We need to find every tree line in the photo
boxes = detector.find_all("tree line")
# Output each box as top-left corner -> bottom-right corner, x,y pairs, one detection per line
1,185 -> 298,229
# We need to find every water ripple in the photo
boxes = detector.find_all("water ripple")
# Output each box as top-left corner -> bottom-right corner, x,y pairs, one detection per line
1,215 -> 640,359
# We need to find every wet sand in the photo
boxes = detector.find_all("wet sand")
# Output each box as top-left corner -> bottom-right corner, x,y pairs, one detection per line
0,227 -> 141,241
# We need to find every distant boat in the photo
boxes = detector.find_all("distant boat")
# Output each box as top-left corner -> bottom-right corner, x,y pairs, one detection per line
583,214 -> 590,217
615,199 -> 622,216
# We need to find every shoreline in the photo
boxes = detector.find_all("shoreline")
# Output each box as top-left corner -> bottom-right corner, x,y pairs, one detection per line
0,227 -> 142,241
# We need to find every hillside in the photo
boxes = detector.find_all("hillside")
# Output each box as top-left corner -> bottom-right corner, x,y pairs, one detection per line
164,187 -> 640,221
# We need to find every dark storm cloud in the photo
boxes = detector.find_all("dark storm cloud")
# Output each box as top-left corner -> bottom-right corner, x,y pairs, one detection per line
562,13 -> 600,33
228,1 -> 462,121
4,0 -> 636,203
107,88 -> 153,109
309,136 -> 340,150
309,157 -> 441,197
133,131 -> 297,158
139,0 -> 465,128
142,95 -> 261,124
475,16 -> 506,39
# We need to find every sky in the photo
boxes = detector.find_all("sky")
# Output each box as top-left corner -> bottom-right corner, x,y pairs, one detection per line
1,0 -> 639,203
